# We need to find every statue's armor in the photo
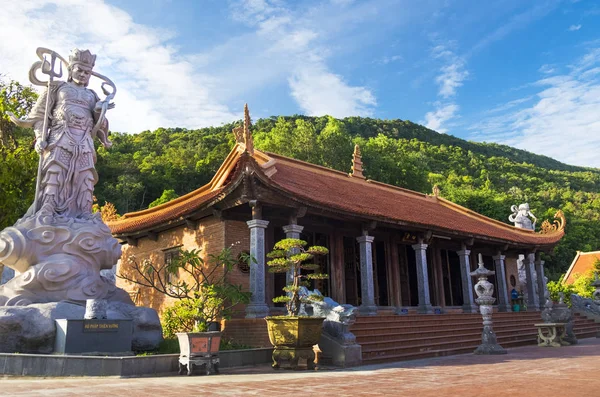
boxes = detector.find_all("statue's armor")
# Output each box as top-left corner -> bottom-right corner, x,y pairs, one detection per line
47,83 -> 97,171
31,82 -> 100,218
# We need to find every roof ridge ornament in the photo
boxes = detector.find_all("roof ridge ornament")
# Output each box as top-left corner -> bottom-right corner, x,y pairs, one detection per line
540,210 -> 566,234
349,144 -> 365,179
233,103 -> 254,156
432,184 -> 441,197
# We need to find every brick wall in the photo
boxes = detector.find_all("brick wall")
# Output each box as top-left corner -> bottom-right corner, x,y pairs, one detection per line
117,216 -> 226,315
221,318 -> 272,348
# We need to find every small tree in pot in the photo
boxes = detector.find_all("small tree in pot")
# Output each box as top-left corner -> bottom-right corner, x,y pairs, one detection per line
265,238 -> 329,370
120,248 -> 251,336
120,247 -> 251,375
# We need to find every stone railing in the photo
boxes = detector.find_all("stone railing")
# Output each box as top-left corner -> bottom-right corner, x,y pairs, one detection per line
571,294 -> 600,322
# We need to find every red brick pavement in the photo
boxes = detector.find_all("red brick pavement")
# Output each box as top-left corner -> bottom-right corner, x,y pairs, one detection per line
2,338 -> 600,397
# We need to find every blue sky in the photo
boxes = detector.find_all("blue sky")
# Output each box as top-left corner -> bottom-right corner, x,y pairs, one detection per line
1,0 -> 600,167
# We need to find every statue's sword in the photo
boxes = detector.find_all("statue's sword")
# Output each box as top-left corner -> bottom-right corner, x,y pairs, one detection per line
33,51 -> 62,213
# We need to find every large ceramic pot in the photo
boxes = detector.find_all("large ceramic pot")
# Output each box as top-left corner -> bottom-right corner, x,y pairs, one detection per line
265,316 -> 324,370
176,331 -> 221,375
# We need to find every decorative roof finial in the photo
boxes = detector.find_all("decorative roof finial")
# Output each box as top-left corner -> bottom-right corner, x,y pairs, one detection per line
350,144 -> 365,179
432,184 -> 441,197
540,209 -> 566,234
233,103 -> 254,156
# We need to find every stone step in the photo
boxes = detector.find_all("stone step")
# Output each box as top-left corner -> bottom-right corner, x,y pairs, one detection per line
355,312 -> 600,365
353,318 -> 596,337
353,319 -> 553,334
352,315 -> 543,328
361,333 -> 599,364
353,312 -> 541,324
359,325 -> 599,352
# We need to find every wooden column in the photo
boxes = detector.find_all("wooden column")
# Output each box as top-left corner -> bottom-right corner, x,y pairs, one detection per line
388,238 -> 402,311
330,231 -> 345,304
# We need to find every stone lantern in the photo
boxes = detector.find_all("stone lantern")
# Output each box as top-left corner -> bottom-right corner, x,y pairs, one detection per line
470,254 -> 507,355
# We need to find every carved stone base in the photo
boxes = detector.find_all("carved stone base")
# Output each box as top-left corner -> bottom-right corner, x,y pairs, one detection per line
272,346 -> 316,370
0,212 -> 131,306
474,326 -> 507,355
0,301 -> 162,353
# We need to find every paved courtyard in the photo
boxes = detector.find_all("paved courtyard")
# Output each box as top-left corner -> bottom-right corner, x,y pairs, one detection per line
2,338 -> 600,397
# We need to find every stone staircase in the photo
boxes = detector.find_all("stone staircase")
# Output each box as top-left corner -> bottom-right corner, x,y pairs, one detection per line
351,311 -> 599,365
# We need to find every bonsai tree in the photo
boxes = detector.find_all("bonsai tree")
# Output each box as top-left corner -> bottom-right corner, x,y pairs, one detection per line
119,247 -> 251,337
267,238 -> 329,316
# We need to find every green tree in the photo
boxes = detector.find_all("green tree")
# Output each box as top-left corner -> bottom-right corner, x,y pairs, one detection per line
149,189 -> 179,208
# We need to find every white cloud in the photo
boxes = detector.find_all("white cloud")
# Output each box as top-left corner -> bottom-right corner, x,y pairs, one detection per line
436,61 -> 469,98
538,64 -> 556,74
423,103 -> 458,134
289,66 -> 376,117
469,46 -> 600,168
228,0 -> 377,117
422,44 -> 467,133
568,24 -> 582,31
375,55 -> 402,65
0,0 -> 237,133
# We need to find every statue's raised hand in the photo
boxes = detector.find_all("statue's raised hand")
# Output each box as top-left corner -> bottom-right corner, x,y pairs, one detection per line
94,100 -> 115,113
34,139 -> 47,154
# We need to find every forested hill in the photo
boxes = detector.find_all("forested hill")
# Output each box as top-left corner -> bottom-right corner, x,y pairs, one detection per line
255,116 -> 586,173
1,79 -> 599,279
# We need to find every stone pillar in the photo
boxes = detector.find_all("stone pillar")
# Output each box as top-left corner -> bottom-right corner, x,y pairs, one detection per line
412,243 -> 433,314
493,253 -> 511,312
357,235 -> 377,316
282,224 -> 304,285
535,257 -> 547,306
524,252 -> 540,311
457,249 -> 477,313
246,219 -> 270,318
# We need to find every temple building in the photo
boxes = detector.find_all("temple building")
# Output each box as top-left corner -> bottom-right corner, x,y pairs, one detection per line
109,106 -> 566,347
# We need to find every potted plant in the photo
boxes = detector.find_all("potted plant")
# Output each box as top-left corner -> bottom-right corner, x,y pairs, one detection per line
119,247 -> 251,375
265,238 -> 329,370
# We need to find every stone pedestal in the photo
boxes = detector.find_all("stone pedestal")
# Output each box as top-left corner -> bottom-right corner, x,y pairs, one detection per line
412,243 -> 433,314
525,253 -> 540,311
357,235 -> 377,316
0,213 -> 132,306
471,257 -> 506,355
457,249 -> 477,313
493,254 -> 511,312
54,319 -> 133,355
283,224 -> 304,285
246,219 -> 270,318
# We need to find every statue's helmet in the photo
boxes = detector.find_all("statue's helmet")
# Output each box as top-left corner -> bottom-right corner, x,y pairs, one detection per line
518,203 -> 530,211
68,49 -> 96,70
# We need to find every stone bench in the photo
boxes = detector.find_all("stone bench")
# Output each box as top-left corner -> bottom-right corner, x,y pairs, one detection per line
534,323 -> 570,347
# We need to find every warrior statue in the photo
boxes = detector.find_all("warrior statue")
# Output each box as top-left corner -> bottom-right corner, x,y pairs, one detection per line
509,203 -> 537,230
10,48 -> 113,220
0,48 -> 131,306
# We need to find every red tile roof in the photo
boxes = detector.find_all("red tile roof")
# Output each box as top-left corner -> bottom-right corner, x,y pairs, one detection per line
108,145 -> 565,247
563,251 -> 600,284
265,153 -> 564,246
